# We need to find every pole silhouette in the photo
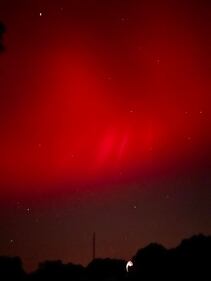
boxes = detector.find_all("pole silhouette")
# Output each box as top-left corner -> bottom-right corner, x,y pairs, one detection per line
93,232 -> 96,260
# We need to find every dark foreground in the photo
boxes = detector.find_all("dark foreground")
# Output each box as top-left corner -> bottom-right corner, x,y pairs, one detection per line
0,234 -> 210,281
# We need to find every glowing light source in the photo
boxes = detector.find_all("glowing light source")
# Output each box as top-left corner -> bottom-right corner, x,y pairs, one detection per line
126,260 -> 133,272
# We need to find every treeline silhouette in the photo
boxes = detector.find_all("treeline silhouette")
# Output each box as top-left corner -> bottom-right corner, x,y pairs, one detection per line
0,234 -> 210,281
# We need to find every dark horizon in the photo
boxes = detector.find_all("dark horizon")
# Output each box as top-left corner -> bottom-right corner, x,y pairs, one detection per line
1,233 -> 210,274
1,233 -> 211,281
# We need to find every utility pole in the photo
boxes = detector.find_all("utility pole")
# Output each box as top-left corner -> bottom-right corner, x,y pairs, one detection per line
93,232 -> 96,260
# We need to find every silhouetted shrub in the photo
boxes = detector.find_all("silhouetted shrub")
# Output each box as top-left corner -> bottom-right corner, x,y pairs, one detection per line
86,258 -> 126,281
29,260 -> 85,281
0,256 -> 26,281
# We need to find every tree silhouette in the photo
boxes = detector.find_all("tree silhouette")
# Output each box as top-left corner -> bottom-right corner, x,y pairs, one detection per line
0,256 -> 26,281
29,260 -> 85,281
132,234 -> 211,280
0,234 -> 210,281
133,243 -> 168,280
86,258 -> 126,281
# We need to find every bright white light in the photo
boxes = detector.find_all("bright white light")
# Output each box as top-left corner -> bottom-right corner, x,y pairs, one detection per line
126,260 -> 133,272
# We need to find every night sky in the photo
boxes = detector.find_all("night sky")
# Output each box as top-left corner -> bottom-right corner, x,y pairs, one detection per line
0,0 -> 211,272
